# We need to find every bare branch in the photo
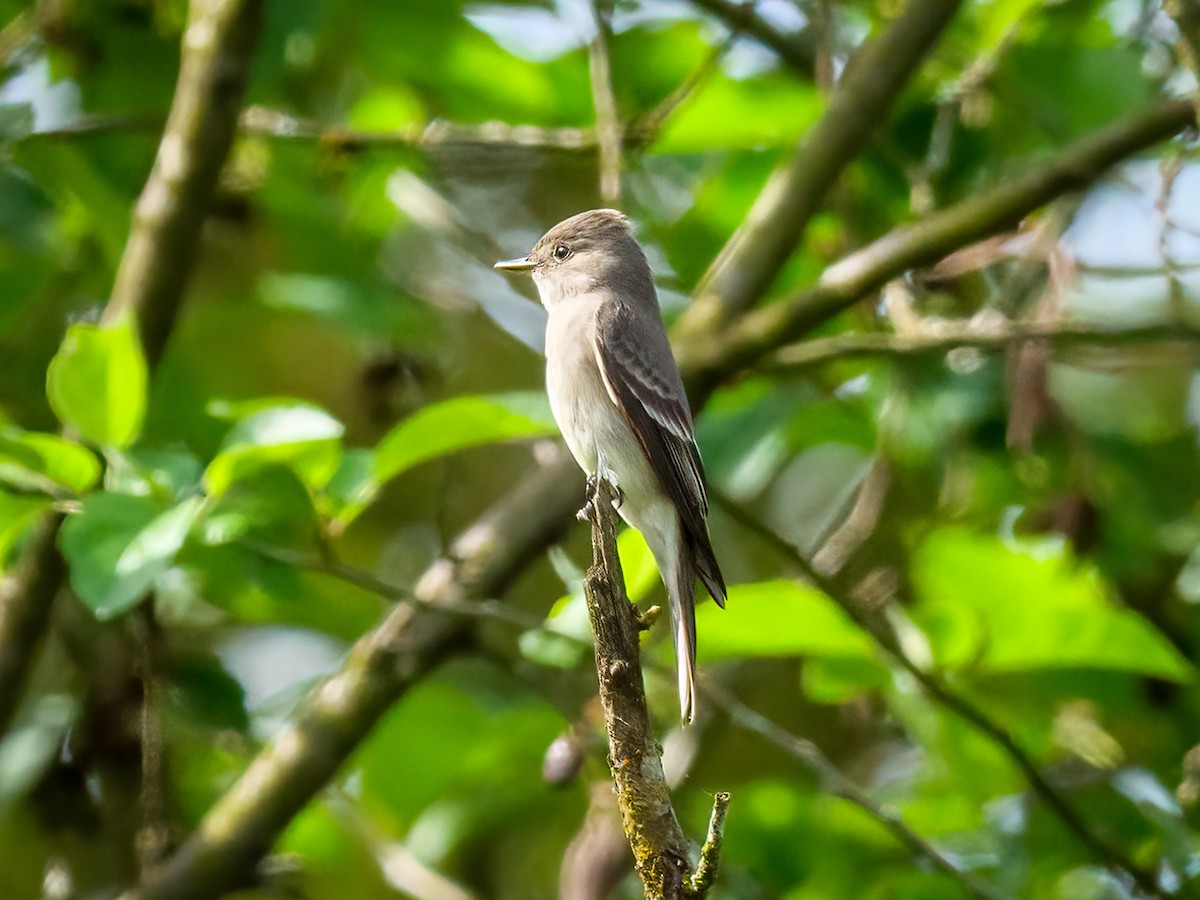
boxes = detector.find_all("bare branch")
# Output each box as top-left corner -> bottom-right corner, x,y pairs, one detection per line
687,0 -> 817,78
683,0 -> 965,327
589,0 -> 623,206
765,319 -> 1200,372
678,99 -> 1198,395
687,792 -> 731,897
100,0 -> 264,365
248,534 -> 1010,899
580,478 -> 696,898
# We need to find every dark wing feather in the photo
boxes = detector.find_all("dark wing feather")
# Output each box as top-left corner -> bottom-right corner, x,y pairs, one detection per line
594,301 -> 726,606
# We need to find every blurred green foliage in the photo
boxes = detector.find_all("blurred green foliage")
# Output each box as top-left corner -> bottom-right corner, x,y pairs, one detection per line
2,0 -> 1200,897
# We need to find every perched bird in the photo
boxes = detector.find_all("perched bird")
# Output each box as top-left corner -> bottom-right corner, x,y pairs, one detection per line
495,209 -> 726,722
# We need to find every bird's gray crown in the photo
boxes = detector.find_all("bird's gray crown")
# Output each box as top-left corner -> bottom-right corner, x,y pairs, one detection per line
524,209 -> 655,305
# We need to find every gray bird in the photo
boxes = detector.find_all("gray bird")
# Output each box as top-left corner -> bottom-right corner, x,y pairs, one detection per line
495,208 -> 726,722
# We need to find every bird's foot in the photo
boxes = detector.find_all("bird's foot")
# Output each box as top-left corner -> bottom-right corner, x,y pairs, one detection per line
578,471 -> 624,521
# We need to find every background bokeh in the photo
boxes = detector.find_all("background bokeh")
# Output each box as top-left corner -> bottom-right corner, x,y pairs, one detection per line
2,0 -> 1200,897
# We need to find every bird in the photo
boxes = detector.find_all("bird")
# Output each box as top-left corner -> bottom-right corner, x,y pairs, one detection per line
495,208 -> 726,722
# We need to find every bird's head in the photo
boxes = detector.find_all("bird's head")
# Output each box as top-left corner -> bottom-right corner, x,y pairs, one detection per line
495,209 -> 653,308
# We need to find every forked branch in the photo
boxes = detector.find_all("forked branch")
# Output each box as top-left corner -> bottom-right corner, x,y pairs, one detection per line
580,477 -> 728,899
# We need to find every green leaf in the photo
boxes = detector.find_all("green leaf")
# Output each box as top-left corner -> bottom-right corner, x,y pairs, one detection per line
912,529 -> 1193,681
60,493 -> 204,620
0,430 -> 101,495
696,580 -> 874,661
46,318 -> 148,449
204,404 -> 345,496
518,591 -> 590,669
656,72 -> 822,153
373,393 -> 556,485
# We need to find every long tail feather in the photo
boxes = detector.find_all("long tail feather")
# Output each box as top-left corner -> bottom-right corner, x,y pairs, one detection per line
670,544 -> 698,724
691,528 -> 726,609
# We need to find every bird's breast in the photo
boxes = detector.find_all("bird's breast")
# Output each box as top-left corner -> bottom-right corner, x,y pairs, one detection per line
544,305 -> 660,514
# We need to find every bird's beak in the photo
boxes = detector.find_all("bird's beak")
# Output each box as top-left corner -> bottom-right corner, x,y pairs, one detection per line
494,256 -> 536,272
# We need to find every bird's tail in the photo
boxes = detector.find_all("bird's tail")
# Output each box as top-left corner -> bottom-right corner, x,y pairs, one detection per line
669,545 -> 698,724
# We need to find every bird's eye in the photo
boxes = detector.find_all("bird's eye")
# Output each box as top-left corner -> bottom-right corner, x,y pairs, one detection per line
553,244 -> 570,260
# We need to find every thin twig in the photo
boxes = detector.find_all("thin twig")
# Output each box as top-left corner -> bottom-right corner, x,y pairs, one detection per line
765,320 -> 1200,373
704,685 -> 1010,900
686,792 -> 731,897
589,0 -> 622,206
713,494 -> 1165,897
628,36 -> 732,146
686,0 -> 817,78
21,108 -> 601,153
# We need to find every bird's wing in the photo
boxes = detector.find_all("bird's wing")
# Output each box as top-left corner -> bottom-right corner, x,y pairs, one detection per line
593,299 -> 708,528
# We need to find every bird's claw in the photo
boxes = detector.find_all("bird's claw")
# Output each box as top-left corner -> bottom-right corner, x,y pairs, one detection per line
578,472 -> 623,521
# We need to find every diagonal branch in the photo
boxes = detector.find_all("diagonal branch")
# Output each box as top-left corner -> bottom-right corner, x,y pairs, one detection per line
713,495 -> 1164,896
678,98 -> 1198,396
687,0 -> 817,78
258,538 -> 1004,900
682,0 -> 965,328
0,0 -> 265,740
705,685 -> 1011,900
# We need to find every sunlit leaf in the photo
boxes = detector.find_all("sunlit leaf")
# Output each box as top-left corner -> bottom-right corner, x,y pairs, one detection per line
46,317 -> 148,449
204,404 -> 344,496
374,392 -> 555,485
912,529 -> 1192,681
0,430 -> 101,495
60,493 -> 204,620
697,580 -> 874,661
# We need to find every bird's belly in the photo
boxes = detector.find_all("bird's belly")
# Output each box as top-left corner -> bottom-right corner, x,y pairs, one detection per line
546,350 -> 661,524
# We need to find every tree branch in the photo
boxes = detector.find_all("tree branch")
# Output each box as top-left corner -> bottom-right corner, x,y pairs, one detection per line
580,478 -> 695,898
99,0 -> 264,362
765,319 -> 1200,372
0,0 -> 265,740
589,0 -> 623,206
687,0 -> 817,78
683,0 -> 965,327
713,494 -> 1164,897
678,98 -> 1198,395
705,686 -> 1011,900
247,538 -> 1010,900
